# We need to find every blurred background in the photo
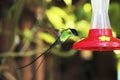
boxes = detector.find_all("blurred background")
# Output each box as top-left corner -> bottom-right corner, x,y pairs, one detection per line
0,0 -> 120,80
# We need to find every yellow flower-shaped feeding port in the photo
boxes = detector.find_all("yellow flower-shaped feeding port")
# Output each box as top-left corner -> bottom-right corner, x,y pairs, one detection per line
99,36 -> 110,41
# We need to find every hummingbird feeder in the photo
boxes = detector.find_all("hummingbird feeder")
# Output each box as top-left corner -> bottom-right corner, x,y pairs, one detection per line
73,0 -> 120,51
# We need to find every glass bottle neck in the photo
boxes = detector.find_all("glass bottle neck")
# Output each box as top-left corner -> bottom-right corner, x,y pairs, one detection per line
91,12 -> 111,29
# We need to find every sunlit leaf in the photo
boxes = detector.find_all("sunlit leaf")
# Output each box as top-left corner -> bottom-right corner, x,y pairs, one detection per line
83,3 -> 91,13
63,0 -> 72,6
65,14 -> 76,28
38,32 -> 55,43
45,7 -> 67,29
45,0 -> 52,3
46,6 -> 77,31
76,20 -> 90,38
50,7 -> 68,18
23,29 -> 32,40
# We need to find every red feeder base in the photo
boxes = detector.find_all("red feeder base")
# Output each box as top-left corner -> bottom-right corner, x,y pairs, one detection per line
73,29 -> 120,51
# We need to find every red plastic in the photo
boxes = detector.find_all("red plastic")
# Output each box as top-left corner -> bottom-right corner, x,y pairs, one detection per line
73,29 -> 120,51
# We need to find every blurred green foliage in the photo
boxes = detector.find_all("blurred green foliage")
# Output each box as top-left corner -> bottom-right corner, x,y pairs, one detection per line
39,32 -> 56,43
23,29 -> 33,41
109,3 -> 120,36
64,0 -> 72,6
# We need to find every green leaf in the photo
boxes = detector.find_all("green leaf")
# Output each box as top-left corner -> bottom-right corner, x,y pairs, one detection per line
8,5 -> 16,19
38,32 -> 55,43
76,20 -> 90,38
109,3 -> 120,35
23,29 -> 33,40
63,0 -> 72,6
83,3 -> 91,13
45,7 -> 69,30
